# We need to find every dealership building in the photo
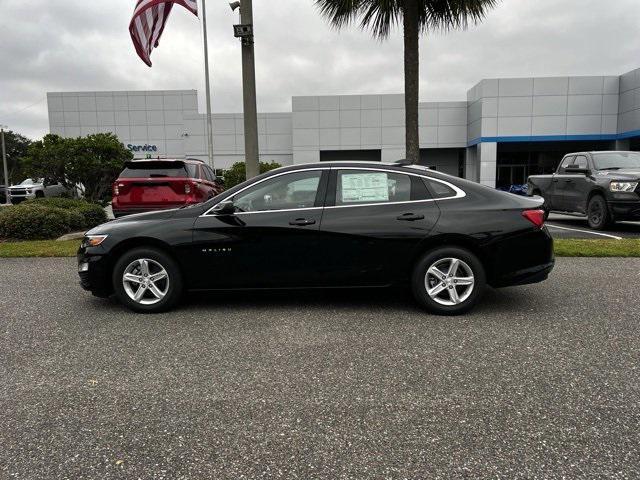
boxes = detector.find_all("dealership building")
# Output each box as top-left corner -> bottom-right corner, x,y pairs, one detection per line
47,66 -> 640,187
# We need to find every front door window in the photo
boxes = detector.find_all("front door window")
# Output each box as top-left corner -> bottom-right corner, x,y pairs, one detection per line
232,171 -> 323,212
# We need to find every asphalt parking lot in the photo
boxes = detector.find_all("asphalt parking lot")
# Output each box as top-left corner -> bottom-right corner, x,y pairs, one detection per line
546,213 -> 640,239
1,258 -> 639,479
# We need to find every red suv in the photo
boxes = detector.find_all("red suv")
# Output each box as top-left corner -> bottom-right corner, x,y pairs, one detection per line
112,159 -> 224,218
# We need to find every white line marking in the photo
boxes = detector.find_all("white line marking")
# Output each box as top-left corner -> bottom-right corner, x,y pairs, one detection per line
546,224 -> 623,240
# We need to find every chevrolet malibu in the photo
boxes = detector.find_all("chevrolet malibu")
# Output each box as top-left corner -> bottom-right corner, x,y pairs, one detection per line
78,162 -> 554,315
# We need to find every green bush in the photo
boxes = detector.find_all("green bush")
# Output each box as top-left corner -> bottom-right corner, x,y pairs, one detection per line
0,205 -> 77,240
25,198 -> 107,229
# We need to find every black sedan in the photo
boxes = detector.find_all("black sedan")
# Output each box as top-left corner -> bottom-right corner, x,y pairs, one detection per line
78,162 -> 554,315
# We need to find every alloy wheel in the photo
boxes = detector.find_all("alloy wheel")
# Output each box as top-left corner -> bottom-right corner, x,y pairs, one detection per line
424,258 -> 475,306
122,258 -> 170,306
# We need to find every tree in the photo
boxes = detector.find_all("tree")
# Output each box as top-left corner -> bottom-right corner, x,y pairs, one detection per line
23,133 -> 133,204
222,161 -> 282,188
0,130 -> 31,184
315,0 -> 497,164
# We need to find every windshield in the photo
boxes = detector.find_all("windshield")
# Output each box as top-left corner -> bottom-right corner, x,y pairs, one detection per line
593,152 -> 640,170
19,178 -> 40,186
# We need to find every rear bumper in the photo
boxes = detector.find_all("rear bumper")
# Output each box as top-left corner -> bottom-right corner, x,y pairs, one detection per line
492,261 -> 555,288
489,227 -> 555,288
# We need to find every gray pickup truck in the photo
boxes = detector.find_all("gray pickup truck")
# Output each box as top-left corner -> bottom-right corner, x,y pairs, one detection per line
527,151 -> 640,230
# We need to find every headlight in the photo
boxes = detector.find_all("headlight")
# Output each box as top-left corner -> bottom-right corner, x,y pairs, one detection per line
610,181 -> 638,192
83,235 -> 108,247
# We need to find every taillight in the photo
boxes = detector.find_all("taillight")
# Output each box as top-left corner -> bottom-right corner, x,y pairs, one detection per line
184,182 -> 192,195
522,209 -> 545,228
113,184 -> 120,196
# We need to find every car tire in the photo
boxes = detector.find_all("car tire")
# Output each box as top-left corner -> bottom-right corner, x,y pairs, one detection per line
411,247 -> 486,316
35,191 -> 44,198
587,195 -> 611,231
112,247 -> 183,313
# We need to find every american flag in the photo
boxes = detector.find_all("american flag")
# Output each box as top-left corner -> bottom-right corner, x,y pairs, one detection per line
129,0 -> 198,67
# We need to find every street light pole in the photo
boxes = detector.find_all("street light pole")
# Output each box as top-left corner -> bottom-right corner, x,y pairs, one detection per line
1,126 -> 10,206
231,0 -> 260,180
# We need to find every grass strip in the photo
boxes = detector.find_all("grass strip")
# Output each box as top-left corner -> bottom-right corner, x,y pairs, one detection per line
0,240 -> 79,258
554,239 -> 640,257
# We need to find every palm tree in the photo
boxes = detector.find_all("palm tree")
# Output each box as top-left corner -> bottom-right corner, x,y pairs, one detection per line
315,0 -> 497,164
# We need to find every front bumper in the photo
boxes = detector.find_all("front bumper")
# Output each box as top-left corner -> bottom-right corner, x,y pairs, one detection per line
9,193 -> 36,203
77,247 -> 112,297
609,200 -> 640,220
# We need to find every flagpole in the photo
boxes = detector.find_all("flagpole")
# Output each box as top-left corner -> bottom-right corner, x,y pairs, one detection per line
200,0 -> 216,173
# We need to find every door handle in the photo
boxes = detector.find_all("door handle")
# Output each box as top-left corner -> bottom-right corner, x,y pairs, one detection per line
564,179 -> 573,183
289,218 -> 316,226
552,179 -> 558,183
397,213 -> 425,221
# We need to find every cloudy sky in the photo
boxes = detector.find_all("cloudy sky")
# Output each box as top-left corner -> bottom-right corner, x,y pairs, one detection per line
0,0 -> 638,139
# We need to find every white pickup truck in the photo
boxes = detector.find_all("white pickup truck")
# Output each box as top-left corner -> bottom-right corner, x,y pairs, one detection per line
8,178 -> 68,203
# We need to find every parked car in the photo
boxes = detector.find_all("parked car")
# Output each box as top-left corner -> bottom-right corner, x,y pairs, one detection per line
112,159 -> 223,218
527,151 -> 640,230
8,178 -> 68,203
79,161 -> 554,315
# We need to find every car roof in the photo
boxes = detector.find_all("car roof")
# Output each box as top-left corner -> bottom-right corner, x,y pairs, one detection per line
564,151 -> 637,156
278,161 -> 434,173
126,158 -> 204,164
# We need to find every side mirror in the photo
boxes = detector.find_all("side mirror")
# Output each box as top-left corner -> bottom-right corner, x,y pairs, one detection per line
211,200 -> 235,215
566,166 -> 589,175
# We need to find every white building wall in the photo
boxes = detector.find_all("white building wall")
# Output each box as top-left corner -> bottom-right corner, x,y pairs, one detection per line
466,75 -> 621,142
618,68 -> 640,136
47,67 -> 640,183
291,94 -> 467,164
48,90 -> 198,159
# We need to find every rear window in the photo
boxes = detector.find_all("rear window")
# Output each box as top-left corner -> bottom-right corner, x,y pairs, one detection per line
423,178 -> 457,199
119,161 -> 190,178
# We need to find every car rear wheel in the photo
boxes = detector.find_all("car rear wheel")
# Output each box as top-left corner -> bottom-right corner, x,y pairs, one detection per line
587,195 -> 611,230
112,247 -> 183,313
412,247 -> 486,315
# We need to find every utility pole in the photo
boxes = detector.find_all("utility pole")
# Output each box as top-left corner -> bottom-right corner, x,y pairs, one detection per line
1,126 -> 10,206
231,0 -> 260,180
200,0 -> 216,173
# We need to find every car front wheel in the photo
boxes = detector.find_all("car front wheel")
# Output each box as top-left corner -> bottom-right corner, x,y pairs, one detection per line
587,195 -> 612,230
112,247 -> 183,313
412,247 -> 486,315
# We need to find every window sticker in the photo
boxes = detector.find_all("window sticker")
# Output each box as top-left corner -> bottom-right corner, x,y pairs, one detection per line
341,173 -> 389,203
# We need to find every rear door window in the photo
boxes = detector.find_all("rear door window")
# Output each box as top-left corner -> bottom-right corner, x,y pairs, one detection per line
335,170 -> 412,206
119,161 -> 188,178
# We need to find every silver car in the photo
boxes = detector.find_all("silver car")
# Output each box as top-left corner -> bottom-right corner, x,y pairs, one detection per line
8,178 -> 67,203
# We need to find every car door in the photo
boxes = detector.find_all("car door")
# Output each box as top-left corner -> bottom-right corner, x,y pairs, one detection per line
550,156 -> 575,211
317,168 -> 441,287
190,168 -> 329,289
564,155 -> 591,213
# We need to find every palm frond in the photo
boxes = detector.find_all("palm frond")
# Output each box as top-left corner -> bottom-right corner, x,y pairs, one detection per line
314,0 -> 499,37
